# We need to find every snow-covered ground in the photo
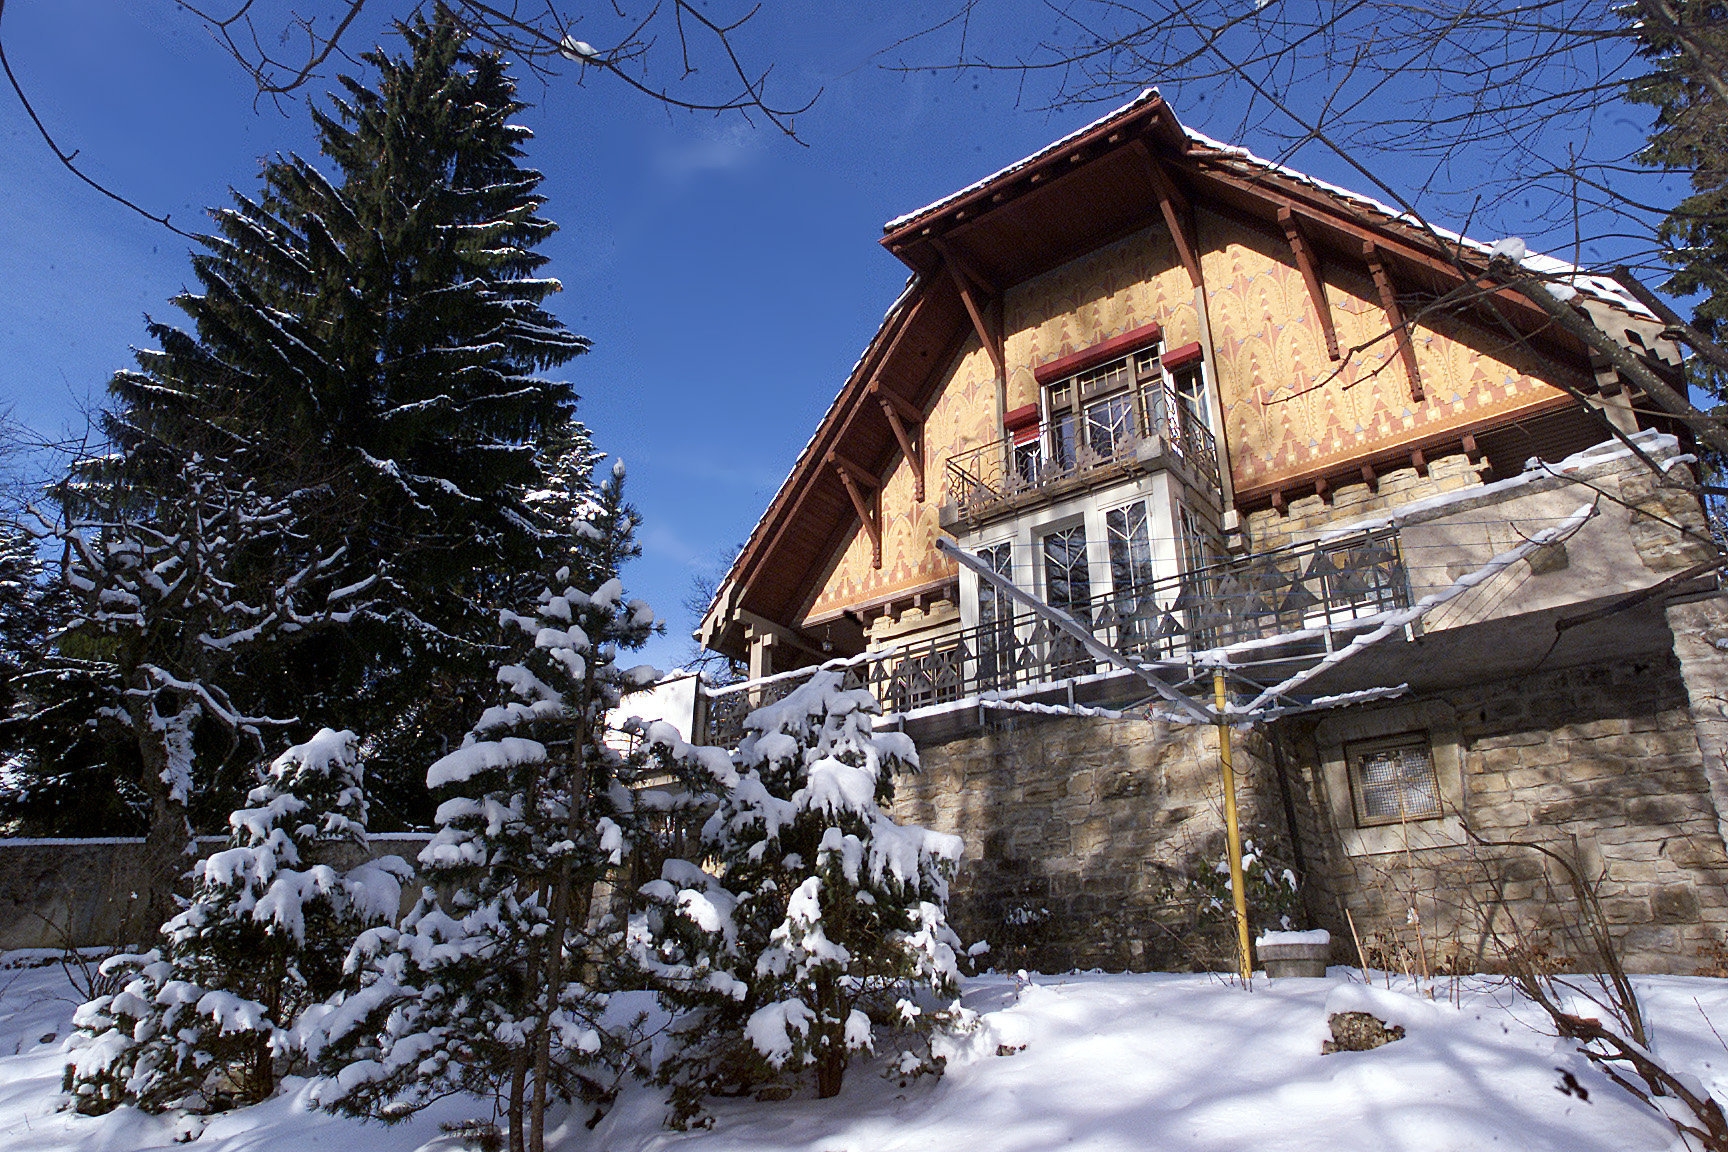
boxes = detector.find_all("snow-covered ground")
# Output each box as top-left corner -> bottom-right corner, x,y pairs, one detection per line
3,950 -> 1725,1151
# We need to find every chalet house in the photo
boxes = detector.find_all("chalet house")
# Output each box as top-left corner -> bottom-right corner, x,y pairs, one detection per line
694,91 -> 1728,974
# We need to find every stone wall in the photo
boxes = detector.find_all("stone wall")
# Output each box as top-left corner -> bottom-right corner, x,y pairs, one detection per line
1243,450 -> 1485,553
891,713 -> 1289,973
0,835 -> 428,952
1281,652 -> 1728,975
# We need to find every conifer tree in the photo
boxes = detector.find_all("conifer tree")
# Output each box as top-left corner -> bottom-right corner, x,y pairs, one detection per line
53,6 -> 596,827
0,510 -> 145,837
64,729 -> 409,1114
634,671 -> 964,1124
1627,1 -> 1728,396
310,468 -> 656,1152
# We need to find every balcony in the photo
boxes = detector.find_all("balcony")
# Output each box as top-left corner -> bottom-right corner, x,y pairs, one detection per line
946,382 -> 1220,526
701,527 -> 1410,747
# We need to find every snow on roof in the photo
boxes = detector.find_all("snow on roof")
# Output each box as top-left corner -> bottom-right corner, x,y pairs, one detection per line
883,89 -> 1165,232
1181,127 -> 1655,320
886,88 -> 1653,321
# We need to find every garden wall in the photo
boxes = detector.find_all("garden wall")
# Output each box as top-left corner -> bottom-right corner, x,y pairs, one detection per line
0,834 -> 429,952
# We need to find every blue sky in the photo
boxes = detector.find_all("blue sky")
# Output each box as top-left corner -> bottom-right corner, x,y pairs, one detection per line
0,2 -> 1666,672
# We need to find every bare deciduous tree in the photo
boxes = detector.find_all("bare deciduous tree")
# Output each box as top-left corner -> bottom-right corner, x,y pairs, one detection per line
0,0 -> 814,238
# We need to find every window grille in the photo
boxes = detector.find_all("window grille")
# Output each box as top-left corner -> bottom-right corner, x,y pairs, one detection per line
1107,501 -> 1159,655
1086,392 -> 1136,458
1106,502 -> 1155,596
976,542 -> 1015,688
1348,733 -> 1442,826
1041,525 -> 1091,613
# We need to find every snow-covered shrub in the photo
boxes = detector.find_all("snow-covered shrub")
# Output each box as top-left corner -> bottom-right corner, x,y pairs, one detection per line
310,478 -> 657,1152
634,670 -> 965,1125
1194,836 -> 1305,936
63,728 -> 408,1114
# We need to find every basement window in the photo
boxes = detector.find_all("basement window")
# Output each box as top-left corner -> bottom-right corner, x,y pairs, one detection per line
1347,732 -> 1443,827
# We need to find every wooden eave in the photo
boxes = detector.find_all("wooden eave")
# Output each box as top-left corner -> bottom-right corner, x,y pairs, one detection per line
709,95 -> 1666,660
705,274 -> 973,659
881,95 -> 1604,364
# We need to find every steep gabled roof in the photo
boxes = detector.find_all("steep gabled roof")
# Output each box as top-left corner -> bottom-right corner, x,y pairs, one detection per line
701,92 -> 1664,661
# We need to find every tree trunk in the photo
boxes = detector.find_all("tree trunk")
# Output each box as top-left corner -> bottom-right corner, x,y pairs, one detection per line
129,690 -> 194,938
814,973 -> 847,1100
507,1050 -> 527,1152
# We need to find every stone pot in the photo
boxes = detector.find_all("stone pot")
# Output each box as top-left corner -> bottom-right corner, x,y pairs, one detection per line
1256,937 -> 1331,978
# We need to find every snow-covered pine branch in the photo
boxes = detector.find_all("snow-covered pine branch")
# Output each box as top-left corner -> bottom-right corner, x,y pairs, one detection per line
310,470 -> 653,1152
63,729 -> 409,1115
634,668 -> 965,1125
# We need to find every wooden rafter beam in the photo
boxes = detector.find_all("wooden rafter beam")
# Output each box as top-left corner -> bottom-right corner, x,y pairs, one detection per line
870,381 -> 925,501
827,448 -> 881,490
1134,139 -> 1202,289
939,240 -> 998,299
746,284 -> 935,585
933,241 -> 1005,380
1364,240 -> 1425,403
1195,161 -> 1576,344
831,459 -> 882,569
1279,207 -> 1340,361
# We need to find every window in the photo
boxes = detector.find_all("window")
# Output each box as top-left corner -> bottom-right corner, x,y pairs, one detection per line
1041,525 -> 1091,613
1013,439 -> 1042,485
1106,502 -> 1155,597
1347,733 -> 1443,827
1107,501 -> 1159,655
1171,363 -> 1209,427
1047,379 -> 1079,472
1043,352 -> 1153,470
976,542 -> 1015,687
1086,392 -> 1136,459
1178,505 -> 1215,576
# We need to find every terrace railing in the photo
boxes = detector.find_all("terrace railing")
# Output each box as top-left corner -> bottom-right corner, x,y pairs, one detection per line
701,527 -> 1410,747
947,383 -> 1219,524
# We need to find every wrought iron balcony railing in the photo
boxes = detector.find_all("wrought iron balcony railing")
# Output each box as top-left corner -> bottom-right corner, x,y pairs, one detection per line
946,382 -> 1220,523
701,527 -> 1410,747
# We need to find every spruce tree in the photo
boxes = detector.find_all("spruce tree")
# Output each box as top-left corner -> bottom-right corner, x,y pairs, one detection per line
310,469 -> 655,1152
1627,1 -> 1728,397
69,6 -> 594,827
64,729 -> 408,1114
0,511 -> 145,837
635,670 -> 964,1124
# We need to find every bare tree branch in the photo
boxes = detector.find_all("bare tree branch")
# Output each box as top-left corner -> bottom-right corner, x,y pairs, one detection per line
0,0 -> 196,238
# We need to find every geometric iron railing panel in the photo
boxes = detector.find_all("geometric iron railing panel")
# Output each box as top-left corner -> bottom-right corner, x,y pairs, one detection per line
947,381 -> 1221,524
702,527 -> 1410,746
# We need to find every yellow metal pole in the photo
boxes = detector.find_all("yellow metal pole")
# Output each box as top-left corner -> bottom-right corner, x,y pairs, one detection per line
1214,668 -> 1253,983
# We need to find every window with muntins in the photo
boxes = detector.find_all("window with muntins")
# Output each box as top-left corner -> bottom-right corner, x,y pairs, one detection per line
976,541 -> 1015,686
1347,733 -> 1443,826
1171,362 -> 1209,427
1106,501 -> 1155,598
1042,350 -> 1157,471
1041,525 -> 1091,612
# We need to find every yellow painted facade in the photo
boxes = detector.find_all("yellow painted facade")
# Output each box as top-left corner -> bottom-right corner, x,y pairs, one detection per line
1003,226 -> 1201,412
800,339 -> 999,623
1199,211 -> 1576,498
798,210 -> 1580,626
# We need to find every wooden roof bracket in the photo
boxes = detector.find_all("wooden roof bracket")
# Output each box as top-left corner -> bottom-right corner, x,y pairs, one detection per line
1363,240 -> 1424,403
870,381 -> 926,502
1279,207 -> 1340,360
828,449 -> 882,568
1134,138 -> 1203,290
932,238 -> 1005,380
